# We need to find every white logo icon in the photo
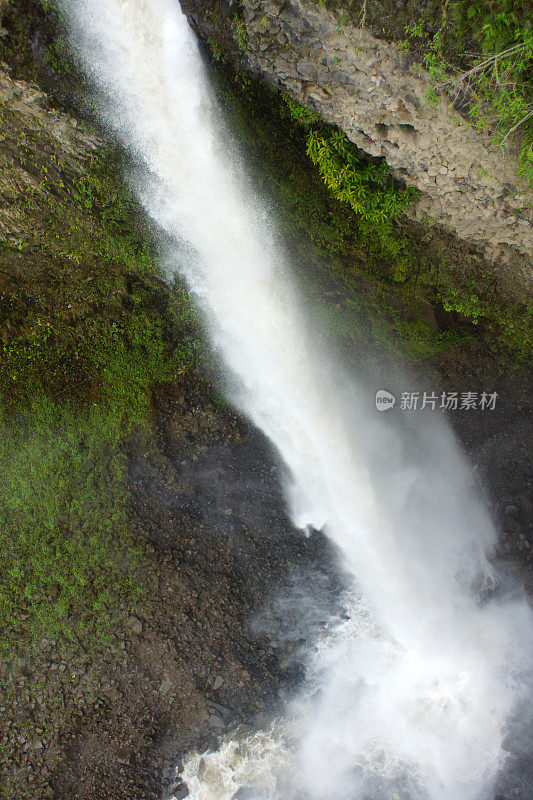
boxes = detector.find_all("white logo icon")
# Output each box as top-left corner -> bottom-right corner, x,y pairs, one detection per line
375,390 -> 396,411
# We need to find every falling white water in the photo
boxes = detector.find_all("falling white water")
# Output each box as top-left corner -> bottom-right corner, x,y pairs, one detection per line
59,2 -> 532,798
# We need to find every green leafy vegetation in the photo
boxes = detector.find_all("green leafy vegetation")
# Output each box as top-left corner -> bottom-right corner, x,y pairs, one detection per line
461,1 -> 533,185
305,129 -> 417,221
442,286 -> 482,325
233,16 -> 248,52
282,92 -> 420,283
282,95 -> 320,127
399,0 -> 533,186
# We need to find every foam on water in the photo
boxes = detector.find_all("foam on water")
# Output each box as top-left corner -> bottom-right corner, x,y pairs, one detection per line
58,2 -> 532,798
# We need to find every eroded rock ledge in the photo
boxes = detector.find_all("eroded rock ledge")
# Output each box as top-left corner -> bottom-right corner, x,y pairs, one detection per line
0,62 -> 101,242
183,0 -> 532,295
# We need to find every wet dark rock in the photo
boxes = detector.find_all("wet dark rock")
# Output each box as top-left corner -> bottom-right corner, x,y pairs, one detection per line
504,504 -> 520,518
208,714 -> 225,730
173,782 -> 189,800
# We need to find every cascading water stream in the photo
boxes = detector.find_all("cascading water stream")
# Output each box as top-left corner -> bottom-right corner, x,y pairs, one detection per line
58,2 -> 532,798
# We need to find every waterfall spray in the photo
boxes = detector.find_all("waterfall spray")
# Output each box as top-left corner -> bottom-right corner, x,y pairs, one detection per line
59,2 -> 532,798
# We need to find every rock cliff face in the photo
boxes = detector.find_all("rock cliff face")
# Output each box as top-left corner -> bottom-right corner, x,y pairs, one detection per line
0,63 -> 101,243
183,0 -> 532,295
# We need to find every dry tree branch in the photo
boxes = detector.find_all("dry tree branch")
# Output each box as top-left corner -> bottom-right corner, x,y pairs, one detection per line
500,108 -> 533,143
455,43 -> 526,84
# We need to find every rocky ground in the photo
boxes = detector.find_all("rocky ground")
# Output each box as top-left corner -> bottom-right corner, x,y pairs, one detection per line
1,375 -> 344,800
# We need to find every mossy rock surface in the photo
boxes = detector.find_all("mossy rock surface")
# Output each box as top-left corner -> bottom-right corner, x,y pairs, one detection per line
0,62 -> 201,654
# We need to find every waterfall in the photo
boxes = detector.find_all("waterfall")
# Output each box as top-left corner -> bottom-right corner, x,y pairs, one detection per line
59,2 -> 532,798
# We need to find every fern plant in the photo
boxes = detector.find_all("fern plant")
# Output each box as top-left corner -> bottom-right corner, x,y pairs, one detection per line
305,129 -> 417,223
281,92 -> 419,280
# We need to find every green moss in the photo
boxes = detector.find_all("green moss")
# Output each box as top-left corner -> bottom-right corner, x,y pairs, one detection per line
0,145 -> 199,407
0,399 -> 137,653
0,134 -> 200,652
